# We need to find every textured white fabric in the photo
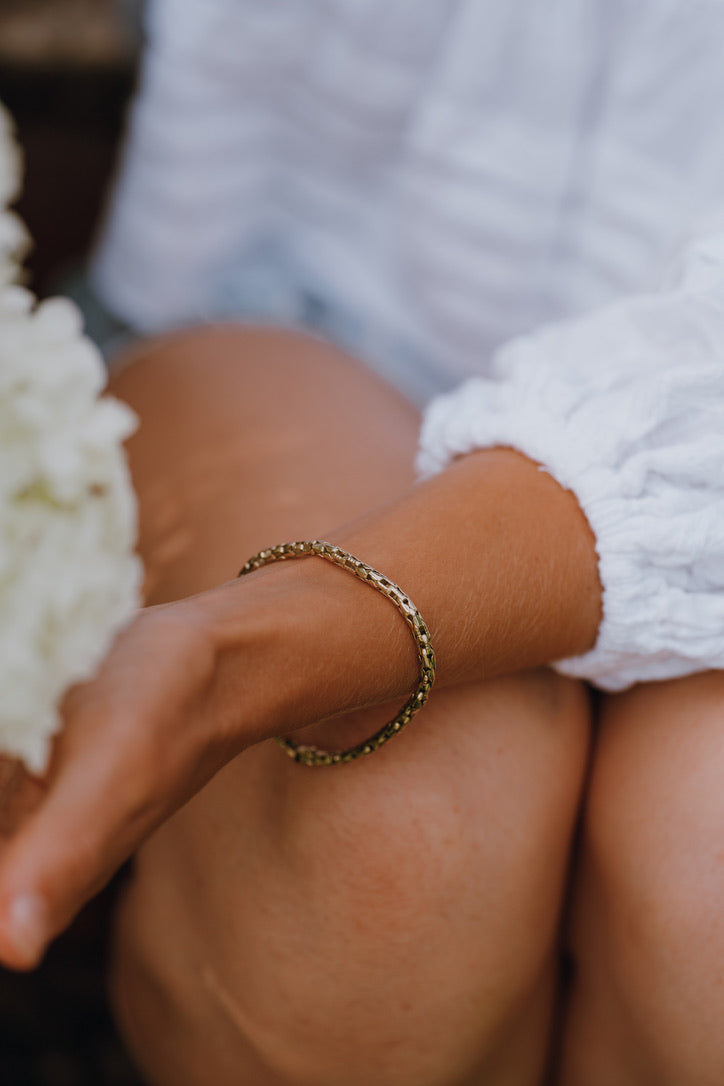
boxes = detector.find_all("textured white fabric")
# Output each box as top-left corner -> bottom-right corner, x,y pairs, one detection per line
92,0 -> 724,689
418,234 -> 724,690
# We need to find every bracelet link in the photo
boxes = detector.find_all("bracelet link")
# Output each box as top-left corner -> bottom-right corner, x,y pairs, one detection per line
238,540 -> 436,767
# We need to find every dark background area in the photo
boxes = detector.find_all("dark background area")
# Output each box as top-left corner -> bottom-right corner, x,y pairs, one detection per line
1,62 -> 132,295
0,882 -> 142,1086
0,0 -> 138,295
1,3 -> 144,1082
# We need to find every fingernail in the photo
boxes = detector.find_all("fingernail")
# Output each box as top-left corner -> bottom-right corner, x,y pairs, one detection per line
7,893 -> 46,963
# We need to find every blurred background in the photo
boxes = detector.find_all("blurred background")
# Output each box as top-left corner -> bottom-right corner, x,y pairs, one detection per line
0,5 -> 144,1082
0,0 -> 141,295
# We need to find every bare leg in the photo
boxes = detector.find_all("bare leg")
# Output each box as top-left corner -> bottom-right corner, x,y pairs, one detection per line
109,326 -> 591,1086
559,672 -> 724,1085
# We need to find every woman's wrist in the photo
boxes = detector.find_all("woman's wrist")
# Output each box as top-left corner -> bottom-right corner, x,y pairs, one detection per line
187,553 -> 420,750
180,446 -> 601,756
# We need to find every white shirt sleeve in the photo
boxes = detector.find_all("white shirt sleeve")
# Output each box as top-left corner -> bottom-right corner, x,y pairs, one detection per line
417,219 -> 724,691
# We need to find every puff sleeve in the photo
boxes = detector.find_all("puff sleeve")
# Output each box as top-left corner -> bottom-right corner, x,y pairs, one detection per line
417,224 -> 724,691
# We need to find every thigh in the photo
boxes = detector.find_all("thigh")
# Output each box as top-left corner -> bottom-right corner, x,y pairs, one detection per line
559,672 -> 724,1086
109,327 -> 592,1086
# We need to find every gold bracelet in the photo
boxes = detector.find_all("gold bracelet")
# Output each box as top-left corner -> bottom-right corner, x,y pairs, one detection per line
238,540 -> 436,767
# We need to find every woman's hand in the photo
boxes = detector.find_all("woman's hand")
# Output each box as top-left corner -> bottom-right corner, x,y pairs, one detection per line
0,598 -> 247,971
0,547 -> 416,972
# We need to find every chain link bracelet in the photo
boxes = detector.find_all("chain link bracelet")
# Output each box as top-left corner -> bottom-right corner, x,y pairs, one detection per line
238,540 -> 436,766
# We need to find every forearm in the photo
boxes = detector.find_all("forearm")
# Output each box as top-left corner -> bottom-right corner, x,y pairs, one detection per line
198,447 -> 602,746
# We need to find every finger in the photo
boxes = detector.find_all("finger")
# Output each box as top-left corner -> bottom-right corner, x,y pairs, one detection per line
0,738 -> 163,970
0,759 -> 46,839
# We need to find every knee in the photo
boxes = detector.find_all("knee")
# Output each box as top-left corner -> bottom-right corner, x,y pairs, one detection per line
105,323 -> 420,602
108,323 -> 416,439
210,675 -> 590,1085
584,673 -> 724,933
574,673 -> 724,1064
109,323 -> 323,391
113,672 -> 590,1086
107,325 -> 326,449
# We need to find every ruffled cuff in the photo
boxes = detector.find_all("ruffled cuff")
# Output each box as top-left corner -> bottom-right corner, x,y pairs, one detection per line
417,289 -> 724,691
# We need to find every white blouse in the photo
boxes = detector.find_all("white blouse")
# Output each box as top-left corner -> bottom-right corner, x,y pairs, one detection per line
92,0 -> 724,691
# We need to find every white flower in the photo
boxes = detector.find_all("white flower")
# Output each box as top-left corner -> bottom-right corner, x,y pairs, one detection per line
0,101 -> 30,288
0,101 -> 21,207
0,103 -> 142,772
